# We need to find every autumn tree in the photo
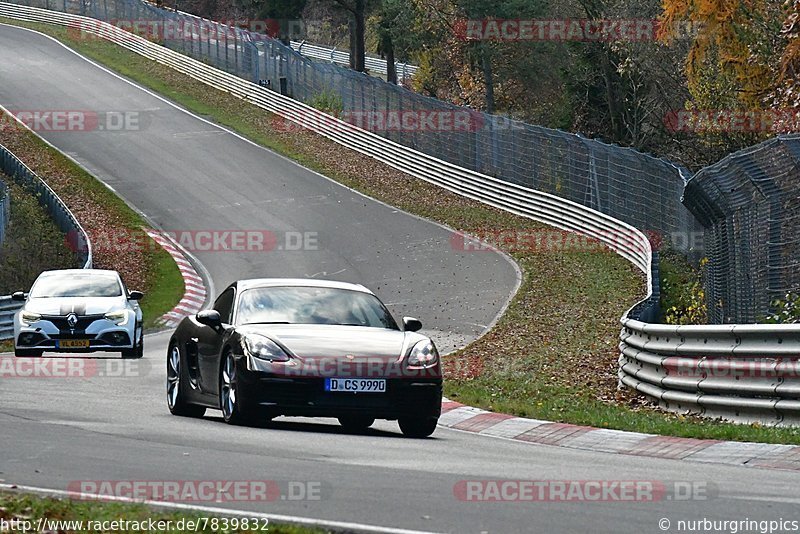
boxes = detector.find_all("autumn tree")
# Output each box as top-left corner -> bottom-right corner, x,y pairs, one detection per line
660,0 -> 784,108
773,1 -> 800,109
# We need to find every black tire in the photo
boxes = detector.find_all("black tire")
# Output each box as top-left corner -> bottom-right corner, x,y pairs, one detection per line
398,417 -> 438,438
14,348 -> 43,357
167,342 -> 206,418
122,326 -> 144,359
220,351 -> 260,426
338,416 -> 375,431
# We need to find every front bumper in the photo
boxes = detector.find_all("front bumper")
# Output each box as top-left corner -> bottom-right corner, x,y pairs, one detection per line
15,315 -> 137,352
237,357 -> 443,420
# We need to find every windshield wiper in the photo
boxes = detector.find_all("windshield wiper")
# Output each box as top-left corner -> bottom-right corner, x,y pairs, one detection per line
244,321 -> 292,325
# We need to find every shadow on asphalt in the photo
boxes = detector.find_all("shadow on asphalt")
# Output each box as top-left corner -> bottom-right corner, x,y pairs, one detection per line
201,414 -> 430,439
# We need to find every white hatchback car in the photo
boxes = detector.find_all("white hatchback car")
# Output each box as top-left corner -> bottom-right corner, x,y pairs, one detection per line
13,269 -> 144,358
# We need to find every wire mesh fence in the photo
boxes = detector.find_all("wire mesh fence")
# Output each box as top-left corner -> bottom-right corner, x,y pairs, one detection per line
683,135 -> 800,324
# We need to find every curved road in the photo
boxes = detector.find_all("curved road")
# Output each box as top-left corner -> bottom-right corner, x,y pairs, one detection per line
1,25 -> 799,534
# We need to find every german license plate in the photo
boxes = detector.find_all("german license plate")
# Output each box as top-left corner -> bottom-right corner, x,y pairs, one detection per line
325,378 -> 386,393
57,339 -> 90,349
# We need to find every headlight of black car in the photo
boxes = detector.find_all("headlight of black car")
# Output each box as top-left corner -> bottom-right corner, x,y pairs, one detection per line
242,333 -> 290,362
406,339 -> 439,369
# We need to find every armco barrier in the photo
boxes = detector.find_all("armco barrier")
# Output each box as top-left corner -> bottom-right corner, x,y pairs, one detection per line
619,322 -> 800,425
0,139 -> 92,340
290,40 -> 418,81
1,4 -> 798,425
0,296 -> 20,339
0,178 -> 9,246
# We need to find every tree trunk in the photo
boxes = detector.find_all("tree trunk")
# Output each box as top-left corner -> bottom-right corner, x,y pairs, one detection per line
353,0 -> 366,72
384,36 -> 397,84
348,17 -> 356,69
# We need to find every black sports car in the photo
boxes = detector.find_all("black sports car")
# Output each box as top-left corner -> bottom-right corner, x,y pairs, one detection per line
166,278 -> 442,437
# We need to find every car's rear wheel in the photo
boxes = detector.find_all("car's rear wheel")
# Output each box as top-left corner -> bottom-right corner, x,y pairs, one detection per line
338,416 -> 375,431
14,348 -> 43,357
398,416 -> 438,438
167,342 -> 206,418
220,352 -> 260,426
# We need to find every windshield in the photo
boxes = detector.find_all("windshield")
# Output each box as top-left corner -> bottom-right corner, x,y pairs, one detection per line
236,286 -> 399,329
29,273 -> 123,298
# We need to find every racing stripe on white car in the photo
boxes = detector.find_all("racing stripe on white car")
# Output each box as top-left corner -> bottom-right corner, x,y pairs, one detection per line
144,229 -> 207,327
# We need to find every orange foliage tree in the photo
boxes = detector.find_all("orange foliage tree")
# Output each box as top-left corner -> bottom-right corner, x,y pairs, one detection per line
660,0 -> 784,109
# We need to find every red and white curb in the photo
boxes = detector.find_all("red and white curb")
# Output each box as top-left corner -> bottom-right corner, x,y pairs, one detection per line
145,229 -> 207,327
440,399 -> 800,472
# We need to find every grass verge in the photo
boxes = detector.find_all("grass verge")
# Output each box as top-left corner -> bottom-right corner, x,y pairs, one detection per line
0,108 -> 184,329
3,18 -> 800,443
0,491 -> 326,533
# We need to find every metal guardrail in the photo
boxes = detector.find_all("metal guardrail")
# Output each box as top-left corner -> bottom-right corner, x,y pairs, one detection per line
290,40 -> 418,81
0,139 -> 92,340
0,178 -> 9,246
2,3 -> 798,425
619,321 -> 800,425
0,295 -> 20,339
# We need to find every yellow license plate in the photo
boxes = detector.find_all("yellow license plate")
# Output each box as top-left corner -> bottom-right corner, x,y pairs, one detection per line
58,339 -> 90,348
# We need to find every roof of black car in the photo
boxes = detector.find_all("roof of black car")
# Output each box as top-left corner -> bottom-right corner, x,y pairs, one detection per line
234,278 -> 373,294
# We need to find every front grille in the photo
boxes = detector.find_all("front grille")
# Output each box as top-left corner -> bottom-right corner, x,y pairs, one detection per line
41,314 -> 105,330
50,333 -> 98,340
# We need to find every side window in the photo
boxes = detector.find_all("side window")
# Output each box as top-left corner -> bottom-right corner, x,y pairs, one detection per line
213,288 -> 235,324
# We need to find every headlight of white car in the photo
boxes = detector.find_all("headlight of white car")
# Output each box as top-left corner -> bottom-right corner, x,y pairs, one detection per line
242,333 -> 290,362
104,310 -> 129,325
407,339 -> 439,369
20,311 -> 41,326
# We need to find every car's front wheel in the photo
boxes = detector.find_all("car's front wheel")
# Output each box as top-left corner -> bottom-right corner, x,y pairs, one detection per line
338,416 -> 375,431
220,352 -> 260,426
398,416 -> 438,438
167,342 -> 206,418
14,348 -> 43,357
122,325 -> 144,359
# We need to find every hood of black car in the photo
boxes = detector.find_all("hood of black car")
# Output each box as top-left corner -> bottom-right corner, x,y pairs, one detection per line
238,324 -> 408,361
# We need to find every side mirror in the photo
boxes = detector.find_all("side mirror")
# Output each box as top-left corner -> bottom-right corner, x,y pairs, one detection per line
403,317 -> 422,332
11,291 -> 26,302
197,310 -> 222,330
128,290 -> 144,301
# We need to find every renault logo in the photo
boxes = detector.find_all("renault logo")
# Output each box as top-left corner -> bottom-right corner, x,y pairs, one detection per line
67,313 -> 78,328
